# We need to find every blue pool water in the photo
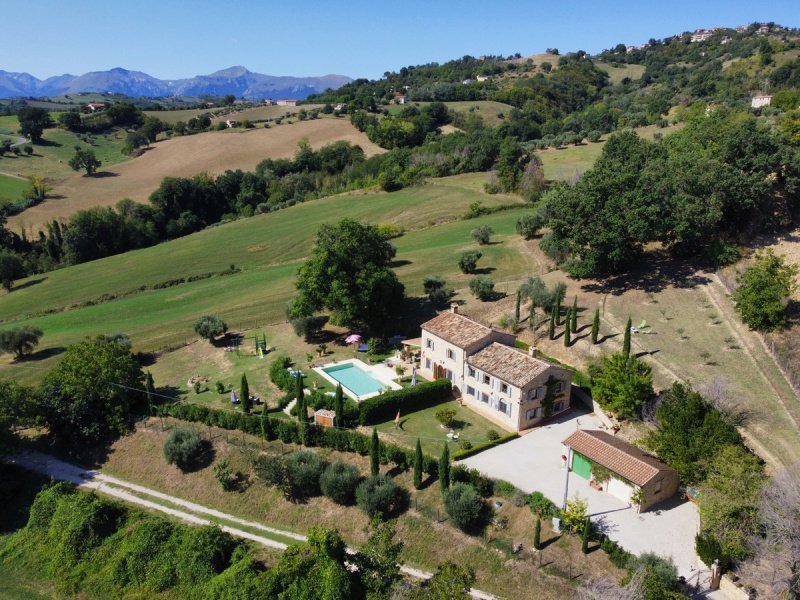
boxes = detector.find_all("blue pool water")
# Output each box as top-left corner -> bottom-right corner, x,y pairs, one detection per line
322,363 -> 386,397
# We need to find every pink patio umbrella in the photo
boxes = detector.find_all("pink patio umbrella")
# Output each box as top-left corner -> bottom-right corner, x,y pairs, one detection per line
345,334 -> 362,345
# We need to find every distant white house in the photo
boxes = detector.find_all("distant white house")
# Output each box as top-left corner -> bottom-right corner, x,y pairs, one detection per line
757,25 -> 770,35
751,95 -> 772,109
86,102 -> 106,112
690,29 -> 714,43
334,103 -> 347,112
476,75 -> 489,82
395,95 -> 408,105
276,99 -> 298,107
462,78 -> 474,85
225,119 -> 238,128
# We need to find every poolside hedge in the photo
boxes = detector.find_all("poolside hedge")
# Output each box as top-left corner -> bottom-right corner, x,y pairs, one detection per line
358,379 -> 453,425
451,432 -> 519,460
155,402 -> 439,476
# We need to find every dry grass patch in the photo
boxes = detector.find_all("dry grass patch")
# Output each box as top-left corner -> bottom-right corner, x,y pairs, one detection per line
10,119 -> 385,233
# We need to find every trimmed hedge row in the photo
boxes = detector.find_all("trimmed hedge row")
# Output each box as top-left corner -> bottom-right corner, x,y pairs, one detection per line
451,432 -> 519,460
155,402 -> 439,476
358,379 -> 453,425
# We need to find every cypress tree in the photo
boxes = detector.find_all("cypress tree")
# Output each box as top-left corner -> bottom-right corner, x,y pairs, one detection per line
295,374 -> 305,423
554,296 -> 562,326
548,310 -> 556,340
591,308 -> 600,344
240,374 -> 250,414
333,384 -> 344,427
370,429 -> 380,476
581,517 -> 591,554
515,289 -> 521,323
260,408 -> 266,440
564,314 -> 571,347
622,316 -> 632,360
570,296 -> 578,333
439,443 -> 450,493
413,438 -> 423,489
528,301 -> 536,330
145,371 -> 154,415
533,517 -> 542,550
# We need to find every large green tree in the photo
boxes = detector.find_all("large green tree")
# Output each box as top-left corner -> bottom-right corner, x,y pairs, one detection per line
38,337 -> 145,445
0,326 -> 43,359
292,218 -> 404,332
642,382 -> 741,483
68,148 -> 102,175
590,352 -> 653,419
0,251 -> 25,291
17,107 -> 51,142
733,250 -> 798,331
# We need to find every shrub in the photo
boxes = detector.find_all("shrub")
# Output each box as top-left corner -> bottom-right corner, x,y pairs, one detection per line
215,381 -> 225,394
469,276 -> 495,301
285,450 -> 326,499
434,407 -> 457,427
444,483 -> 484,531
458,250 -> 482,274
319,461 -> 361,505
695,531 -> 732,571
0,325 -> 43,358
356,475 -> 406,518
471,225 -> 493,245
449,465 -> 493,497
451,432 -> 518,460
486,429 -> 500,441
561,495 -> 588,533
527,491 -> 558,518
587,130 -> 602,143
269,355 -> 294,391
358,379 -> 452,425
459,439 -> 473,451
516,213 -> 545,240
193,315 -> 227,342
214,459 -> 235,491
164,426 -> 202,469
601,536 -> 633,569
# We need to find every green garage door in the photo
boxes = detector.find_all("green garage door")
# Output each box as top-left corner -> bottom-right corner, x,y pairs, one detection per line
571,453 -> 592,479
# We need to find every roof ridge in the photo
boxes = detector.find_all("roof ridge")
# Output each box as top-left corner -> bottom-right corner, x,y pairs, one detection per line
579,430 -> 661,473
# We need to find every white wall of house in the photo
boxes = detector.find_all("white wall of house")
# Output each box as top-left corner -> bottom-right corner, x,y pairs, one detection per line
607,476 -> 635,504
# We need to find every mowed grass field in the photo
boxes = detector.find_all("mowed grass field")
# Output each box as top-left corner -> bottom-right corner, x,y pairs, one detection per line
0,173 -> 28,202
8,119 -> 385,234
0,173 -> 528,381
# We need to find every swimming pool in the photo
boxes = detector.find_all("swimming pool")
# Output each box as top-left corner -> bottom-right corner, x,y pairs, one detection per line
321,362 -> 387,398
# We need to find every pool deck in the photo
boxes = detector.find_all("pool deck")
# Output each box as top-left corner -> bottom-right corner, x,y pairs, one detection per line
313,358 -> 402,401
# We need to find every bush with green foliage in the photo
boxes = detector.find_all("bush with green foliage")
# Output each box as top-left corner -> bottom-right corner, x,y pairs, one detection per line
527,491 -> 558,518
695,531 -> 732,571
358,379 -> 452,425
590,352 -> 653,419
284,450 -> 326,499
0,326 -> 43,359
320,461 -> 361,505
356,475 -> 406,518
423,276 -> 453,306
164,426 -> 202,469
733,249 -> 798,331
516,212 -> 545,240
471,225 -> 494,245
193,315 -> 228,342
469,276 -> 495,301
449,464 -> 494,497
458,250 -> 482,274
451,432 -> 519,460
444,483 -> 484,531
269,355 -> 294,391
213,458 -> 235,491
486,429 -> 500,441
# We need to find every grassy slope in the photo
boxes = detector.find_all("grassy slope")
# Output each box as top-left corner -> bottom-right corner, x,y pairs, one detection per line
0,174 -> 527,381
0,174 -> 28,202
594,61 -> 646,85
386,100 -> 513,126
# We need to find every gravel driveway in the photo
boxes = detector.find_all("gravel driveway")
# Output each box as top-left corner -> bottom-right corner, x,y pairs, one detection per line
461,409 -> 703,578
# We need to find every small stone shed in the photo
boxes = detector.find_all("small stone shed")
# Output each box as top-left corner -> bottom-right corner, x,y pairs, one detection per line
314,409 -> 336,428
562,429 -> 679,512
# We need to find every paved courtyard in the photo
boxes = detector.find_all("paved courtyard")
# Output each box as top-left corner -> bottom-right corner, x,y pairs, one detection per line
462,409 -> 703,578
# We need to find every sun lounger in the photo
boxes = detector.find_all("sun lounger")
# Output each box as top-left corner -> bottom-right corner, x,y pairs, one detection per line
357,343 -> 369,352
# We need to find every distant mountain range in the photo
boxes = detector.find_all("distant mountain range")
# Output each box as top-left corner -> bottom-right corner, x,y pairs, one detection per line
0,66 -> 352,100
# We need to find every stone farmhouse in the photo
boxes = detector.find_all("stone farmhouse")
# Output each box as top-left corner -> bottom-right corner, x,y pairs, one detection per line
563,429 -> 679,511
419,305 -> 572,432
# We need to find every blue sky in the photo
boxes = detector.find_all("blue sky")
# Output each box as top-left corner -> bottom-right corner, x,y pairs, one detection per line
8,0 -> 799,80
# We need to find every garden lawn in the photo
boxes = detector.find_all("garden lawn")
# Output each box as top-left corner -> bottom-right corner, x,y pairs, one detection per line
0,174 -> 28,202
373,398 -> 502,456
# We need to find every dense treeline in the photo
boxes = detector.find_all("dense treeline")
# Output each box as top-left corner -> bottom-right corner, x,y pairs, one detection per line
541,108 -> 800,276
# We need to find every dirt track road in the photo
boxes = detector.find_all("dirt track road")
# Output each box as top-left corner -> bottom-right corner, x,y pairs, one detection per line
11,450 -> 496,600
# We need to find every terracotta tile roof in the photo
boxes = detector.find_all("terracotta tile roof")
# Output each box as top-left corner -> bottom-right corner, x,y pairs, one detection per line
466,342 -> 552,388
421,312 -> 493,348
562,430 -> 674,487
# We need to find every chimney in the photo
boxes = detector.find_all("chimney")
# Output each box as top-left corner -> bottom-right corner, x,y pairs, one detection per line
528,346 -> 538,358
450,303 -> 459,314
